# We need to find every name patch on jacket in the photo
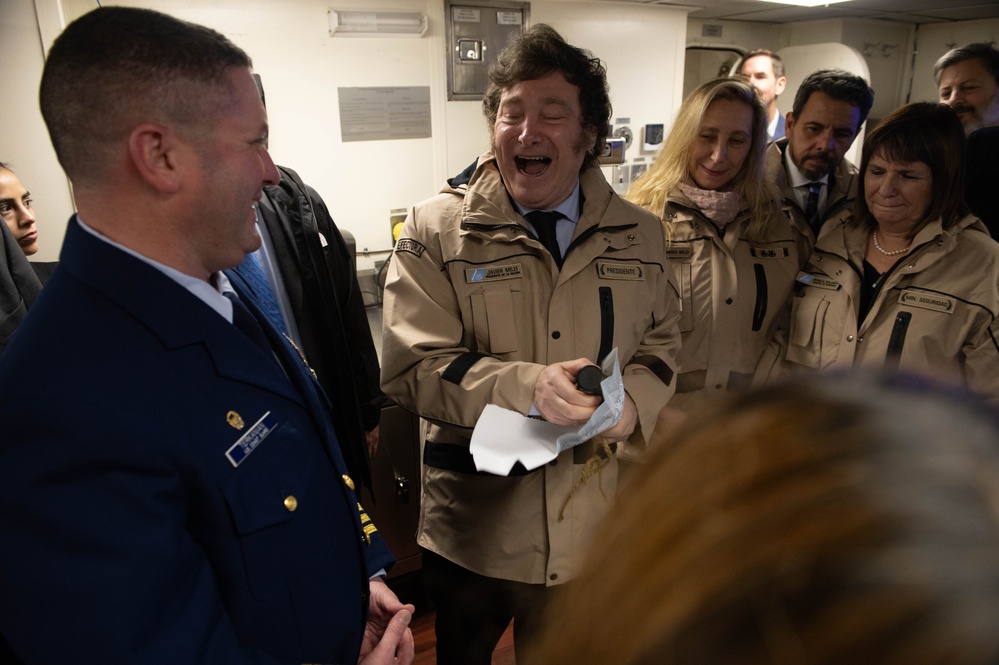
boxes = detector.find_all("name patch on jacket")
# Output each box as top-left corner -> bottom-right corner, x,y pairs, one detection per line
226,411 -> 277,468
751,247 -> 790,259
597,262 -> 645,280
395,238 -> 426,258
797,272 -> 840,290
664,246 -> 693,260
466,264 -> 523,282
899,290 -> 955,313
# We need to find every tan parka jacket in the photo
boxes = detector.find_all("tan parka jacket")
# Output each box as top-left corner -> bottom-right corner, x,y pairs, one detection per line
787,213 -> 999,401
380,153 -> 682,584
766,138 -> 859,251
651,188 -> 806,423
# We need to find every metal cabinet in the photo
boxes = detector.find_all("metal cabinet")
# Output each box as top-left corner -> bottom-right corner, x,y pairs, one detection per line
366,402 -> 422,577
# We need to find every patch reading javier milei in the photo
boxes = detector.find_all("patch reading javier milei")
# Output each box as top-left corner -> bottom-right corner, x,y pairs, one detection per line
899,290 -> 955,313
465,264 -> 523,282
664,246 -> 692,260
596,261 -> 644,280
395,238 -> 426,258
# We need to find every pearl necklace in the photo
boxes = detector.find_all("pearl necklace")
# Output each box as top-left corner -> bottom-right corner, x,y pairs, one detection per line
872,228 -> 911,256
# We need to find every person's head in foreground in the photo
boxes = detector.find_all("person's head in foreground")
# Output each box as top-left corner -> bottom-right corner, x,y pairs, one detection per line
531,372 -> 999,664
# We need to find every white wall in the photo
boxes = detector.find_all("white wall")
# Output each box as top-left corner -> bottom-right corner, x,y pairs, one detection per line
0,0 -> 74,262
686,17 -> 784,51
687,17 -> 913,123
6,0 -> 688,269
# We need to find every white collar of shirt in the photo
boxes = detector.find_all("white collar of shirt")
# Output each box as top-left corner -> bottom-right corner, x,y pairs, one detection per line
75,215 -> 236,323
767,109 -> 780,140
783,150 -> 830,212
512,181 -> 582,253
512,180 -> 582,224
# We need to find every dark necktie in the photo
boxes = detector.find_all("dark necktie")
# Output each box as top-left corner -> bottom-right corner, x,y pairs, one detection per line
223,291 -> 280,366
525,210 -> 564,269
230,252 -> 288,335
804,182 -> 822,235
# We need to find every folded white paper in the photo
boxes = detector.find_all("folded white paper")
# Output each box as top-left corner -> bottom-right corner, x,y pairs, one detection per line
470,349 -> 623,475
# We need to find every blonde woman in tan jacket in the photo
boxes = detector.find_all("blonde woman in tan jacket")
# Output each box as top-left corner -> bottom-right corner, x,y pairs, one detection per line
627,78 -> 806,440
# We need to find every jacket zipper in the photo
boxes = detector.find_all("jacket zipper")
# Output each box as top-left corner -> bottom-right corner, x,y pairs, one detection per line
884,311 -> 912,371
598,286 -> 614,363
752,263 -> 768,332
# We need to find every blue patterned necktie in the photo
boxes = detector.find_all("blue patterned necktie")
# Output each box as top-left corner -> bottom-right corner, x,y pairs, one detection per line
230,252 -> 287,335
526,210 -> 564,269
804,182 -> 822,234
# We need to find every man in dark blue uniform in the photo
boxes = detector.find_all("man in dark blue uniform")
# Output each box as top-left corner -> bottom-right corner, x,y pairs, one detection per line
0,7 -> 413,663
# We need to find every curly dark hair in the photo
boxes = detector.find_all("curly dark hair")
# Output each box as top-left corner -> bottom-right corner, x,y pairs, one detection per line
791,68 -> 875,127
482,24 -> 611,171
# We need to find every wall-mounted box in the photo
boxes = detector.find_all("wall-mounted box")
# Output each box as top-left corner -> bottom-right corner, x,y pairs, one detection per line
445,1 -> 530,101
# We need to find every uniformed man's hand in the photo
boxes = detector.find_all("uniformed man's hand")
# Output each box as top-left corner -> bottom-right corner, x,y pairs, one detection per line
358,577 -> 415,665
534,358 -> 604,426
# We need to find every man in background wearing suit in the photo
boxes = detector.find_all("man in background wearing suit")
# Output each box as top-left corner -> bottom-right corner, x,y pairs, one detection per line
740,49 -> 787,141
0,6 -> 413,664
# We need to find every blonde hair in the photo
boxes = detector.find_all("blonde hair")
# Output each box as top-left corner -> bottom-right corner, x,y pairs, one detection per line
626,77 -> 778,242
529,373 -> 999,665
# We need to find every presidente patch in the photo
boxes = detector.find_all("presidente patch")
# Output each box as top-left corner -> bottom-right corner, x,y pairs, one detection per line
751,247 -> 790,259
597,262 -> 645,280
465,264 -> 523,282
395,238 -> 426,258
899,290 -> 955,313
664,246 -> 693,260
797,271 -> 840,290
225,411 -> 278,468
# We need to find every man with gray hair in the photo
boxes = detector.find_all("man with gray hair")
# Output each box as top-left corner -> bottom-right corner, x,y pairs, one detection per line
740,48 -> 787,141
935,42 -> 999,237
935,42 -> 999,136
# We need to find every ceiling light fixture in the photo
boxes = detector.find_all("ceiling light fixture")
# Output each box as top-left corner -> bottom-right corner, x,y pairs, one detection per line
756,0 -> 852,7
328,10 -> 428,38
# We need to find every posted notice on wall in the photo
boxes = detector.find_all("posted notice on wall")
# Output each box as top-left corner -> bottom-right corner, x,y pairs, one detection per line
338,86 -> 432,142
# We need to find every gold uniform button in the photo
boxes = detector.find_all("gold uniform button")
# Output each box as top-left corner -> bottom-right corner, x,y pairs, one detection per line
342,474 -> 355,491
283,496 -> 298,512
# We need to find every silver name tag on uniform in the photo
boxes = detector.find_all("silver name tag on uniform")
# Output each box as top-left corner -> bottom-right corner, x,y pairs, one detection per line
664,246 -> 692,260
899,290 -> 955,313
466,264 -> 523,282
226,411 -> 277,468
797,271 -> 840,290
597,262 -> 645,280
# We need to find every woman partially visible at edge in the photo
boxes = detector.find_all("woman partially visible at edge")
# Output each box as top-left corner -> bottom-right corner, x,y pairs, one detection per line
626,77 -> 806,441
781,102 -> 999,401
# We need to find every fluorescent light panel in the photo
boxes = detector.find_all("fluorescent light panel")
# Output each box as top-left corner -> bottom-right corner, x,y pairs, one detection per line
328,10 -> 428,38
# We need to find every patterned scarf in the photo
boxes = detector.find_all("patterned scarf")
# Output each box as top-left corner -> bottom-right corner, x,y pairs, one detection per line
679,182 -> 742,229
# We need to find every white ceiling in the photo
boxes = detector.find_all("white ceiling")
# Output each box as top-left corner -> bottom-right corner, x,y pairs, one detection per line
612,0 -> 999,25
